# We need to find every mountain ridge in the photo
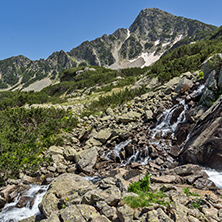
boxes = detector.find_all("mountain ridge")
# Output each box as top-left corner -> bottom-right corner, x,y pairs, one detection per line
0,8 -> 217,91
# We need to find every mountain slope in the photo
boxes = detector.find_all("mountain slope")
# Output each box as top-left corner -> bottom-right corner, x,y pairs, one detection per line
0,8 -> 217,91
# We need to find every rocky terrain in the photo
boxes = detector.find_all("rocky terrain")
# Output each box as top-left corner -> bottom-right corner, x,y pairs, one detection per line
0,8 -> 217,91
0,54 -> 222,221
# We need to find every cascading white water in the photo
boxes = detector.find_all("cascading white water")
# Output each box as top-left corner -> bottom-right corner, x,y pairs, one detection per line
104,139 -> 132,161
103,83 -> 206,168
151,100 -> 187,140
204,169 -> 222,189
0,184 -> 48,222
103,100 -> 188,165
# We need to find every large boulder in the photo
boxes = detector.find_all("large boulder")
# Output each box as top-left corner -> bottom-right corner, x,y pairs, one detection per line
117,111 -> 142,123
175,77 -> 193,94
201,53 -> 222,80
39,174 -> 93,218
60,204 -> 100,222
94,129 -> 112,144
76,147 -> 98,173
180,95 -> 222,169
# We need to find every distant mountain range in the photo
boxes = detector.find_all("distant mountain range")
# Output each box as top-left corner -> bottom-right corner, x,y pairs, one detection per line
0,8 -> 217,91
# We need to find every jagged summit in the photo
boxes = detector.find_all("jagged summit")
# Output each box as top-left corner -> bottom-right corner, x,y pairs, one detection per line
0,8 -> 218,91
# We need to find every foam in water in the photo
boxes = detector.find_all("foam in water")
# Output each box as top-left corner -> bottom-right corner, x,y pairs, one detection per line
151,100 -> 187,139
0,184 -> 48,222
204,168 -> 222,189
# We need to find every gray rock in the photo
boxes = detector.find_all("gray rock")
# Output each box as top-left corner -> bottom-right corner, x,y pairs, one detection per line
82,185 -> 121,207
47,146 -> 64,155
63,146 -> 77,161
91,215 -> 111,222
117,204 -> 134,222
118,111 -> 142,123
175,77 -> 193,94
218,69 -> 222,89
94,129 -> 112,144
200,87 -> 215,106
60,204 -> 99,222
56,163 -> 67,174
180,95 -> 222,169
162,77 -> 181,94
39,174 -> 93,218
85,137 -> 103,147
77,147 -> 98,173
201,53 -> 222,80
205,70 -> 218,90
96,201 -> 117,220
145,110 -> 153,120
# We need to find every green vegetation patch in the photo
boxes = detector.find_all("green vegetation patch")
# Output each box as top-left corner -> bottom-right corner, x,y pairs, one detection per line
183,187 -> 200,197
124,174 -> 169,208
151,38 -> 222,81
83,86 -> 147,116
0,107 -> 78,184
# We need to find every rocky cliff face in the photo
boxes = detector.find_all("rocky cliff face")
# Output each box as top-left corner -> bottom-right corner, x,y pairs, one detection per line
0,8 -> 217,90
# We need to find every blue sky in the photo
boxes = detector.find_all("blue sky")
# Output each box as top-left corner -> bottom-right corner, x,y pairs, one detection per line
1,0 -> 222,61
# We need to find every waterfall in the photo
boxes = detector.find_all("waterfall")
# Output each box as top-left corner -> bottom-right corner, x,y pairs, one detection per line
102,99 -> 188,166
0,184 -> 48,222
149,99 -> 188,150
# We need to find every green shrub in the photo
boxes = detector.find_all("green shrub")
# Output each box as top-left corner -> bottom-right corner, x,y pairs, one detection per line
83,86 -> 147,116
198,71 -> 204,80
128,174 -> 151,193
124,174 -> 169,208
0,107 -> 78,183
183,187 -> 200,197
151,38 -> 222,82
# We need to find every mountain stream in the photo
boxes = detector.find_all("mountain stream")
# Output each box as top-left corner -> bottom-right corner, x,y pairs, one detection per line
0,185 -> 48,222
1,84 -> 221,221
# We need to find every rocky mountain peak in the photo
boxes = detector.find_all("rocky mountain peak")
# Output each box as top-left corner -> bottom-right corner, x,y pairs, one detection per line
0,8 -> 218,90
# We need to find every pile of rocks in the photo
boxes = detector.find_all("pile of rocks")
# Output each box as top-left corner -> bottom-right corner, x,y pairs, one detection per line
18,167 -> 222,222
1,55 -> 222,221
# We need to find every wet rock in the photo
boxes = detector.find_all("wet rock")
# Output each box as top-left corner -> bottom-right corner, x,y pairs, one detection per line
170,105 -> 184,125
0,197 -> 6,208
169,146 -> 180,157
0,184 -> 17,203
16,195 -> 34,208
